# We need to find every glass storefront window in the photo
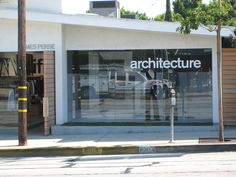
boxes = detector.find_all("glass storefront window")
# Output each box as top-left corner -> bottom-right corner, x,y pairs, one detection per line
0,53 -> 18,127
0,52 -> 45,127
67,49 -> 212,122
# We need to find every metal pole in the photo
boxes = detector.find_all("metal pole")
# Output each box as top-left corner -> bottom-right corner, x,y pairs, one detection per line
170,104 -> 174,143
169,88 -> 176,143
18,0 -> 27,146
217,0 -> 224,142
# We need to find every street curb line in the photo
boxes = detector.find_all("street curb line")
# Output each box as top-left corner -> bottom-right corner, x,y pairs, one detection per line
0,144 -> 236,157
0,145 -> 138,157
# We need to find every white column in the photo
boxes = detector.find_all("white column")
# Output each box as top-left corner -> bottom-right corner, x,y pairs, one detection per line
55,24 -> 67,125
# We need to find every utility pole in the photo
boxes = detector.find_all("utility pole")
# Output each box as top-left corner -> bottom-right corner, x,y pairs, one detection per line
217,0 -> 224,142
18,0 -> 27,146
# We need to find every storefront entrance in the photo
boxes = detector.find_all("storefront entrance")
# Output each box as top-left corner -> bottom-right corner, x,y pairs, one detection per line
223,48 -> 236,125
0,51 -> 55,135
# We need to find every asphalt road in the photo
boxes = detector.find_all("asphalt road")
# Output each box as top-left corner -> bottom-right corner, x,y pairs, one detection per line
0,152 -> 236,177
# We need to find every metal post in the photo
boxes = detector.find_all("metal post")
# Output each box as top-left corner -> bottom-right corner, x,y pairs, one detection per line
169,88 -> 176,143
18,0 -> 27,146
217,0 -> 224,142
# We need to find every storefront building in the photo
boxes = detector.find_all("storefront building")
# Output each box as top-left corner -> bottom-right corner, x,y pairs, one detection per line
0,0 -> 235,134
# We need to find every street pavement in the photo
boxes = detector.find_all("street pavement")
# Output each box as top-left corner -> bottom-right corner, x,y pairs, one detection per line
1,152 -> 236,177
0,126 -> 236,157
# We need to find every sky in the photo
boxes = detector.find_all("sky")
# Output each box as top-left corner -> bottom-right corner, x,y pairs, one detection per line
62,0 -> 210,18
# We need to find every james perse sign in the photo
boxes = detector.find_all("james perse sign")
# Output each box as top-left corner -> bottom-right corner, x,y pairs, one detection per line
130,58 -> 202,69
27,44 -> 55,50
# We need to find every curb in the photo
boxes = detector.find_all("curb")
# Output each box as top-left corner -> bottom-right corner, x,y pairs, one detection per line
52,125 -> 218,135
1,144 -> 236,157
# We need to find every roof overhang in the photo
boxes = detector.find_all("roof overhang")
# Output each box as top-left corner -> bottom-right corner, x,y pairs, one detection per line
0,7 -> 233,37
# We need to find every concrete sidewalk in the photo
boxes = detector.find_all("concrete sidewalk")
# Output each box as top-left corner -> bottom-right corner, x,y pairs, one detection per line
0,126 -> 236,157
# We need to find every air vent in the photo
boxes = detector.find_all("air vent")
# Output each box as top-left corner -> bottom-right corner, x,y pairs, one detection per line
89,0 -> 120,18
93,1 -> 116,8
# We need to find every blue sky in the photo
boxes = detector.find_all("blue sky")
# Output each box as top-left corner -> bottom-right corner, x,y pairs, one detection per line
62,0 -> 210,17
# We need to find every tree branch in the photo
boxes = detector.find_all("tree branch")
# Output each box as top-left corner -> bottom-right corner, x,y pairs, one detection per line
200,24 -> 217,32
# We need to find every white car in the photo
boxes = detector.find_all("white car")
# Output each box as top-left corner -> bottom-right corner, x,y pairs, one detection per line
108,70 -> 172,99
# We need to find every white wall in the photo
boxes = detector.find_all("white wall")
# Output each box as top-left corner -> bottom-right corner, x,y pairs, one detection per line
55,24 -> 68,125
0,19 -> 61,51
65,25 -> 216,50
0,19 -> 17,51
65,25 -> 218,123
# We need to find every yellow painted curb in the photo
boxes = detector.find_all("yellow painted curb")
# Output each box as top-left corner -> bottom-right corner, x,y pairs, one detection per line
1,144 -> 236,157
0,145 -> 139,157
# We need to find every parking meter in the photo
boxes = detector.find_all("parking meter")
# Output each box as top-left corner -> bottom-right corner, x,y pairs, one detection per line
171,89 -> 176,106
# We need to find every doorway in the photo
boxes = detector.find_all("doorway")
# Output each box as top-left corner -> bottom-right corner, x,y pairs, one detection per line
27,51 -> 56,135
27,52 -> 44,134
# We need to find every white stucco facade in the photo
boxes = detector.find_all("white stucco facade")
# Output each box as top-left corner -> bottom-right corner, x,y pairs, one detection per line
64,25 -> 218,124
0,2 -> 224,126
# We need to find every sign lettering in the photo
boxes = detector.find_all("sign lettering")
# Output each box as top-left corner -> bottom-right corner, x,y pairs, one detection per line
130,58 -> 202,69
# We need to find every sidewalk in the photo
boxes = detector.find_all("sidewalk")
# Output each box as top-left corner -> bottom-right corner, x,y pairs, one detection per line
0,126 -> 236,157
